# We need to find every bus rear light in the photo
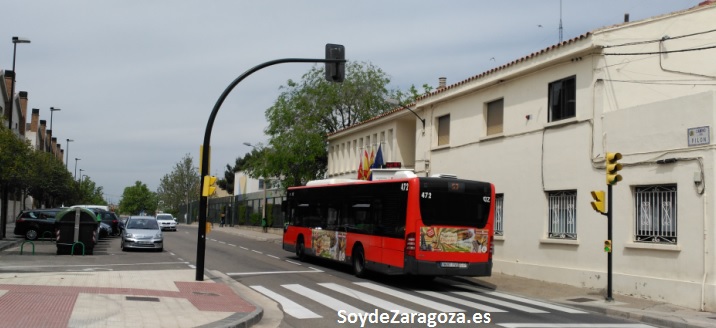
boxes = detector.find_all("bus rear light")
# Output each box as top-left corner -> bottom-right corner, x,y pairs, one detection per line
405,232 -> 416,257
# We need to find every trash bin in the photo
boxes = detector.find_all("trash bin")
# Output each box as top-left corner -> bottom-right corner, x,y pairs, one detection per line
55,207 -> 98,255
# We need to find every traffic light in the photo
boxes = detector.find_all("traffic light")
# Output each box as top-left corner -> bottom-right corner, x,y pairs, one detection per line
606,152 -> 623,185
590,190 -> 606,214
604,240 -> 612,253
202,175 -> 217,197
325,43 -> 345,82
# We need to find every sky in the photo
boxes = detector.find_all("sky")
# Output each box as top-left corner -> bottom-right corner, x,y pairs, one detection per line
2,0 -> 705,204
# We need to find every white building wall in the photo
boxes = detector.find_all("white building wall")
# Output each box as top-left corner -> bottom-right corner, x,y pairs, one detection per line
326,4 -> 716,310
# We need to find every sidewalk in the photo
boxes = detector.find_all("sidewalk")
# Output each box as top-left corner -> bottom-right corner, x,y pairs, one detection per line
2,225 -> 715,328
0,229 -> 263,328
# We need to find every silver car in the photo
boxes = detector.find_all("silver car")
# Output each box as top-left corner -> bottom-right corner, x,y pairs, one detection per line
121,216 -> 163,252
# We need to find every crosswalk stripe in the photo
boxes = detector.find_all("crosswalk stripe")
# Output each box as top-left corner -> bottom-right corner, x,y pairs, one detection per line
452,291 -> 548,313
354,282 -> 464,313
319,282 -> 419,314
456,284 -> 586,313
416,290 -> 507,312
283,284 -> 367,315
250,285 -> 321,319
499,324 -> 654,328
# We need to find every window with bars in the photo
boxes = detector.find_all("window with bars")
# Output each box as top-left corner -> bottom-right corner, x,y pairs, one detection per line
494,193 -> 504,236
548,190 -> 577,239
548,76 -> 576,122
634,185 -> 677,244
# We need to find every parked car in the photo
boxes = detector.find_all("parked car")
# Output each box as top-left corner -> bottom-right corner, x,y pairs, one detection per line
99,222 -> 113,238
121,216 -> 163,252
155,213 -> 177,231
14,208 -> 65,240
119,216 -> 129,231
83,208 -> 120,236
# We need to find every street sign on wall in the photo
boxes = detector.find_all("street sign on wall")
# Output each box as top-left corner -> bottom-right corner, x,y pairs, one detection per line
688,126 -> 710,147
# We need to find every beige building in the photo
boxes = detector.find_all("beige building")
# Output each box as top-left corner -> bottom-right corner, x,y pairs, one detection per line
327,3 -> 716,311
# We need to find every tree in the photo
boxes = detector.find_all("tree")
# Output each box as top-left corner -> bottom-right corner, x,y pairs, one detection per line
119,181 -> 157,215
218,149 -> 259,194
156,153 -> 200,216
257,61 -> 416,187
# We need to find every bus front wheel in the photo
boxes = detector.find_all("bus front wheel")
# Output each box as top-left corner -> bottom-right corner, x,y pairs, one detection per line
352,246 -> 366,278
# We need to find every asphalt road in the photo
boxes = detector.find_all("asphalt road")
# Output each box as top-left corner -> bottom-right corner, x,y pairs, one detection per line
1,225 -> 658,328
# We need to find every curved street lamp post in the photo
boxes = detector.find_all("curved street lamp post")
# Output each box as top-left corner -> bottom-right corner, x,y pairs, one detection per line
195,44 -> 345,281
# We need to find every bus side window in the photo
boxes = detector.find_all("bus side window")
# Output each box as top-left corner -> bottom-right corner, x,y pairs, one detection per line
326,205 -> 339,230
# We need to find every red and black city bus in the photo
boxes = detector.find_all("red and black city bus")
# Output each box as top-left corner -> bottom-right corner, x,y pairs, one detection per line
282,171 -> 495,278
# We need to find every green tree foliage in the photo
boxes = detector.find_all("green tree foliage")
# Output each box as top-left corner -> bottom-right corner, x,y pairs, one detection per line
218,149 -> 259,194
77,177 -> 107,205
258,61 -> 409,187
156,153 -> 200,215
119,181 -> 157,215
26,150 -> 75,207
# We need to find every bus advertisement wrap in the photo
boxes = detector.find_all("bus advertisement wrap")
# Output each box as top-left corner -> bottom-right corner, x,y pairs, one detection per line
419,227 -> 489,253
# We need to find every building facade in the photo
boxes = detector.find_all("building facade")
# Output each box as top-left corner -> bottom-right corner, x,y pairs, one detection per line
327,3 -> 716,311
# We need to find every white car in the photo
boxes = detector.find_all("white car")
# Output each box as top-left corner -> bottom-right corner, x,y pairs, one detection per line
155,213 -> 177,231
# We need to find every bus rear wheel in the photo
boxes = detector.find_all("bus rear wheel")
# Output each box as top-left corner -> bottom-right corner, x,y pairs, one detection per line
296,238 -> 306,261
352,246 -> 366,278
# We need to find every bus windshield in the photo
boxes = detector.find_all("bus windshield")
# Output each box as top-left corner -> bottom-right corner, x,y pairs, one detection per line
419,178 -> 492,228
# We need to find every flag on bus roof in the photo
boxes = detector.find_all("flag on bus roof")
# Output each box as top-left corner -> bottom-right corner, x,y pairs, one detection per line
369,145 -> 384,180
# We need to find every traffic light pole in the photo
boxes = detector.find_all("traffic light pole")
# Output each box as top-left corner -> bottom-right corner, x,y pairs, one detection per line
607,183 -> 613,301
195,56 -> 345,281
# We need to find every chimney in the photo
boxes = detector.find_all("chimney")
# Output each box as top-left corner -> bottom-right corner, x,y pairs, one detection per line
624,13 -> 630,23
31,108 -> 39,132
51,137 -> 57,157
2,70 -> 13,119
19,91 -> 28,136
3,70 -> 14,100
55,142 -> 61,159
438,77 -> 447,90
39,119 -> 47,151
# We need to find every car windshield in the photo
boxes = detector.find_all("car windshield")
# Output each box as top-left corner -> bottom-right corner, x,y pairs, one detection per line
127,219 -> 159,230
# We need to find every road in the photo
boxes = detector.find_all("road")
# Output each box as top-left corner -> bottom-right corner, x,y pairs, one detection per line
1,225 -> 657,328
168,226 -> 655,328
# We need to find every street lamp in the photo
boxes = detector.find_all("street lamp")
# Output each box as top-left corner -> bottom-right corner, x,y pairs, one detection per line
74,158 -> 81,180
385,98 -> 425,131
243,142 -> 268,222
194,44 -> 346,281
65,139 -> 73,169
78,169 -> 84,182
7,36 -> 31,130
50,107 -> 61,131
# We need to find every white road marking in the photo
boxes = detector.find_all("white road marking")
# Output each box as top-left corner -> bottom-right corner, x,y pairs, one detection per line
267,254 -> 280,259
285,260 -> 302,266
228,244 -> 236,247
319,282 -> 418,314
226,267 -> 323,276
251,285 -> 321,319
499,324 -> 655,328
456,284 -> 587,313
283,284 -> 366,315
252,250 -> 263,254
453,291 -> 548,313
416,290 -> 507,312
355,282 -> 464,313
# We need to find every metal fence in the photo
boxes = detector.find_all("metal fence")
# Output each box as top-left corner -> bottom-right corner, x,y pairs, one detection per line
177,189 -> 286,228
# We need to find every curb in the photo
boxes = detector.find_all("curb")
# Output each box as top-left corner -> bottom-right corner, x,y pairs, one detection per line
202,270 -> 263,328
